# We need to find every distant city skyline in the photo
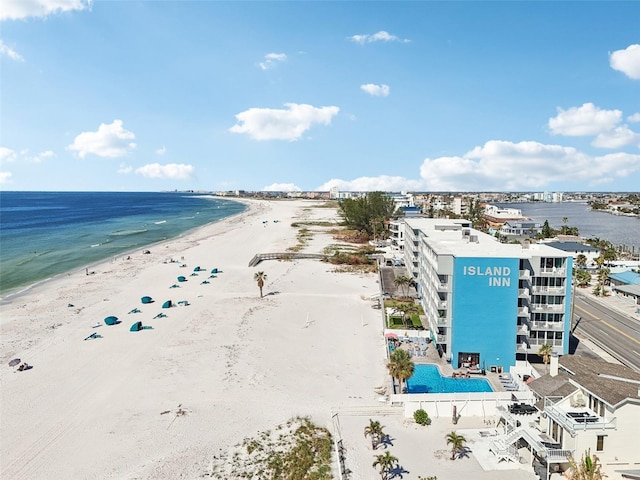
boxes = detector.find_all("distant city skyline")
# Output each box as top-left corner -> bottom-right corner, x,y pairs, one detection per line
1,0 -> 639,192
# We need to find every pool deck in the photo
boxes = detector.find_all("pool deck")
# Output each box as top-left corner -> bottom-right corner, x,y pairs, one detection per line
394,338 -> 523,394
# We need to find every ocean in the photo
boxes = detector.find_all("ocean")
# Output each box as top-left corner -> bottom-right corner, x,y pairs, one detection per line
0,192 -> 246,298
498,202 -> 640,252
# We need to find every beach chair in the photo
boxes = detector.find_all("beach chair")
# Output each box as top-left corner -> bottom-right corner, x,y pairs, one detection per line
170,284 -> 180,288
128,308 -> 141,314
84,332 -> 103,340
201,280 -> 210,285
177,300 -> 189,306
154,313 -> 167,319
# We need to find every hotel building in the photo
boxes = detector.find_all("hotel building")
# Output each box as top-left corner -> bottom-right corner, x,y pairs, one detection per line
402,218 -> 573,370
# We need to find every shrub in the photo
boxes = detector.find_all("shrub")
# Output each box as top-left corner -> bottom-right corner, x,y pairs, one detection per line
414,409 -> 430,426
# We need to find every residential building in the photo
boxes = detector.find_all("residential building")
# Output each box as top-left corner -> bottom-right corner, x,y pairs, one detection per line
403,218 -> 573,370
528,354 -> 640,480
499,220 -> 543,238
543,241 -> 601,268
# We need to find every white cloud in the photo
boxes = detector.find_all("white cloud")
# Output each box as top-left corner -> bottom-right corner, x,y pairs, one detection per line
317,175 -> 424,192
0,147 -> 18,163
628,113 -> 640,123
0,171 -> 12,184
592,126 -> 640,149
117,163 -> 133,174
418,140 -> 640,191
548,103 -> 622,136
609,44 -> 640,80
229,103 -> 339,141
67,120 -> 136,158
0,0 -> 92,21
156,146 -> 167,155
360,83 -> 390,97
348,31 -> 410,45
259,52 -> 287,70
262,183 -> 302,192
135,163 -> 195,180
33,150 -> 54,163
0,40 -> 24,61
0,147 -> 54,163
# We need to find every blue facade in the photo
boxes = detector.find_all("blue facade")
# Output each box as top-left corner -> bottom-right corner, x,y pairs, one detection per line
451,257 -> 520,369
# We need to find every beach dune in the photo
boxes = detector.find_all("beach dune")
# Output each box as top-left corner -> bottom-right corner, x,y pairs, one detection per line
0,199 -> 386,479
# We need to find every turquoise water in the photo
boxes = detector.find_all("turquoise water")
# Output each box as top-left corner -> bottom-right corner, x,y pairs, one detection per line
0,192 -> 246,298
406,364 -> 494,393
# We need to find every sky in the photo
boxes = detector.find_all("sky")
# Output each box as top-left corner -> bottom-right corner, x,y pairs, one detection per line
1,0 -> 639,193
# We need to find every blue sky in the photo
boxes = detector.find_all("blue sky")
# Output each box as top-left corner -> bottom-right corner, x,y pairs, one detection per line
1,1 -> 639,192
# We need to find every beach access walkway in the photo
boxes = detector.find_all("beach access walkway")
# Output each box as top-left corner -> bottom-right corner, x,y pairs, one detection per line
248,252 -> 326,267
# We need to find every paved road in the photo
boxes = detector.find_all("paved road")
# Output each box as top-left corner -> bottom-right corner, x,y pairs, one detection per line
572,291 -> 640,372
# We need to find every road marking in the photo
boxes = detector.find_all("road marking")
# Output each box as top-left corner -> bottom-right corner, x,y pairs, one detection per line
575,304 -> 640,346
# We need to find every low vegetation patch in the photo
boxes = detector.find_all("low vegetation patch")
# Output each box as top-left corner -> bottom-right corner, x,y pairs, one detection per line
203,416 -> 333,480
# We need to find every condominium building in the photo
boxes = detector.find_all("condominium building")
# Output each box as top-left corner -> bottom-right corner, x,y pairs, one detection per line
403,218 -> 573,370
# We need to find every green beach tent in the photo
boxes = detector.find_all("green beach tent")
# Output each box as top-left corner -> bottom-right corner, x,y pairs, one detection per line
162,300 -> 172,309
141,296 -> 153,304
104,316 -> 119,326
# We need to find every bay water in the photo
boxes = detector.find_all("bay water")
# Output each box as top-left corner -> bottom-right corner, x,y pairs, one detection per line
0,192 -> 246,298
498,202 -> 640,252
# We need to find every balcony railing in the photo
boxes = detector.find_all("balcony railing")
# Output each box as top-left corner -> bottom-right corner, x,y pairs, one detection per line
518,306 -> 530,316
532,285 -> 565,294
531,321 -> 564,331
438,283 -> 449,291
518,288 -> 530,298
436,334 -> 447,343
519,269 -> 531,279
531,304 -> 565,313
543,400 -> 616,436
539,267 -> 566,276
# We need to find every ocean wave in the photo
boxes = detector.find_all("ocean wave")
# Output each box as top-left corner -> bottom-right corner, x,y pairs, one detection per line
90,243 -> 101,248
154,220 -> 167,225
109,229 -> 148,237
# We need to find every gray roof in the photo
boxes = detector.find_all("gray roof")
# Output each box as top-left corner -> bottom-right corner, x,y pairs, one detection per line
529,355 -> 640,408
613,283 -> 640,297
545,241 -> 600,253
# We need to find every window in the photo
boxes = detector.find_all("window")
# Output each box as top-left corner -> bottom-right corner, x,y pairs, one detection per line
596,435 -> 605,452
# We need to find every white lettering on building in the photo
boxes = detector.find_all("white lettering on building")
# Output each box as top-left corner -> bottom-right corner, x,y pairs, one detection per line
463,266 -> 511,287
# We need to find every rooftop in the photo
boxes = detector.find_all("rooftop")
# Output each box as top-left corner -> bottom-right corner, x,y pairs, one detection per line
529,355 -> 640,408
405,218 -> 572,259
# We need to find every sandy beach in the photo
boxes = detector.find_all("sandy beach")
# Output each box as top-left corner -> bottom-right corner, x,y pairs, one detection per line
0,198 -> 391,479
1,198 -> 541,480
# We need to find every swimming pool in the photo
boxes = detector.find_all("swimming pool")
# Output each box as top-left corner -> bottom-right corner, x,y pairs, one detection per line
406,364 -> 494,394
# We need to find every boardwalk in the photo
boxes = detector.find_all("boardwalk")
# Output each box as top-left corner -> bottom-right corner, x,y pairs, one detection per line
248,252 -> 326,267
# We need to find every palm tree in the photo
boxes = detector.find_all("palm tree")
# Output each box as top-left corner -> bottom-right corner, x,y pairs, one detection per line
254,271 -> 267,298
576,254 -> 587,269
387,349 -> 415,394
567,449 -> 606,480
394,275 -> 412,298
372,451 -> 398,480
538,343 -> 553,372
397,302 -> 419,329
445,431 -> 467,460
364,419 -> 385,450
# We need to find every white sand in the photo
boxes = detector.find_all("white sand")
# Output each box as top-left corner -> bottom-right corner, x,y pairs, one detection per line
1,198 -> 536,480
0,199 -> 389,479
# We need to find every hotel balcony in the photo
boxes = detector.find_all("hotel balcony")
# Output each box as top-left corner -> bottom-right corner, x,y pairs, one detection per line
436,334 -> 447,343
528,338 -> 563,348
437,300 -> 447,309
539,267 -> 566,276
543,398 -> 616,436
517,324 -> 530,336
532,285 -> 565,294
531,304 -> 565,313
437,283 -> 450,292
518,306 -> 530,317
519,269 -> 531,279
518,288 -> 530,298
531,321 -> 564,331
